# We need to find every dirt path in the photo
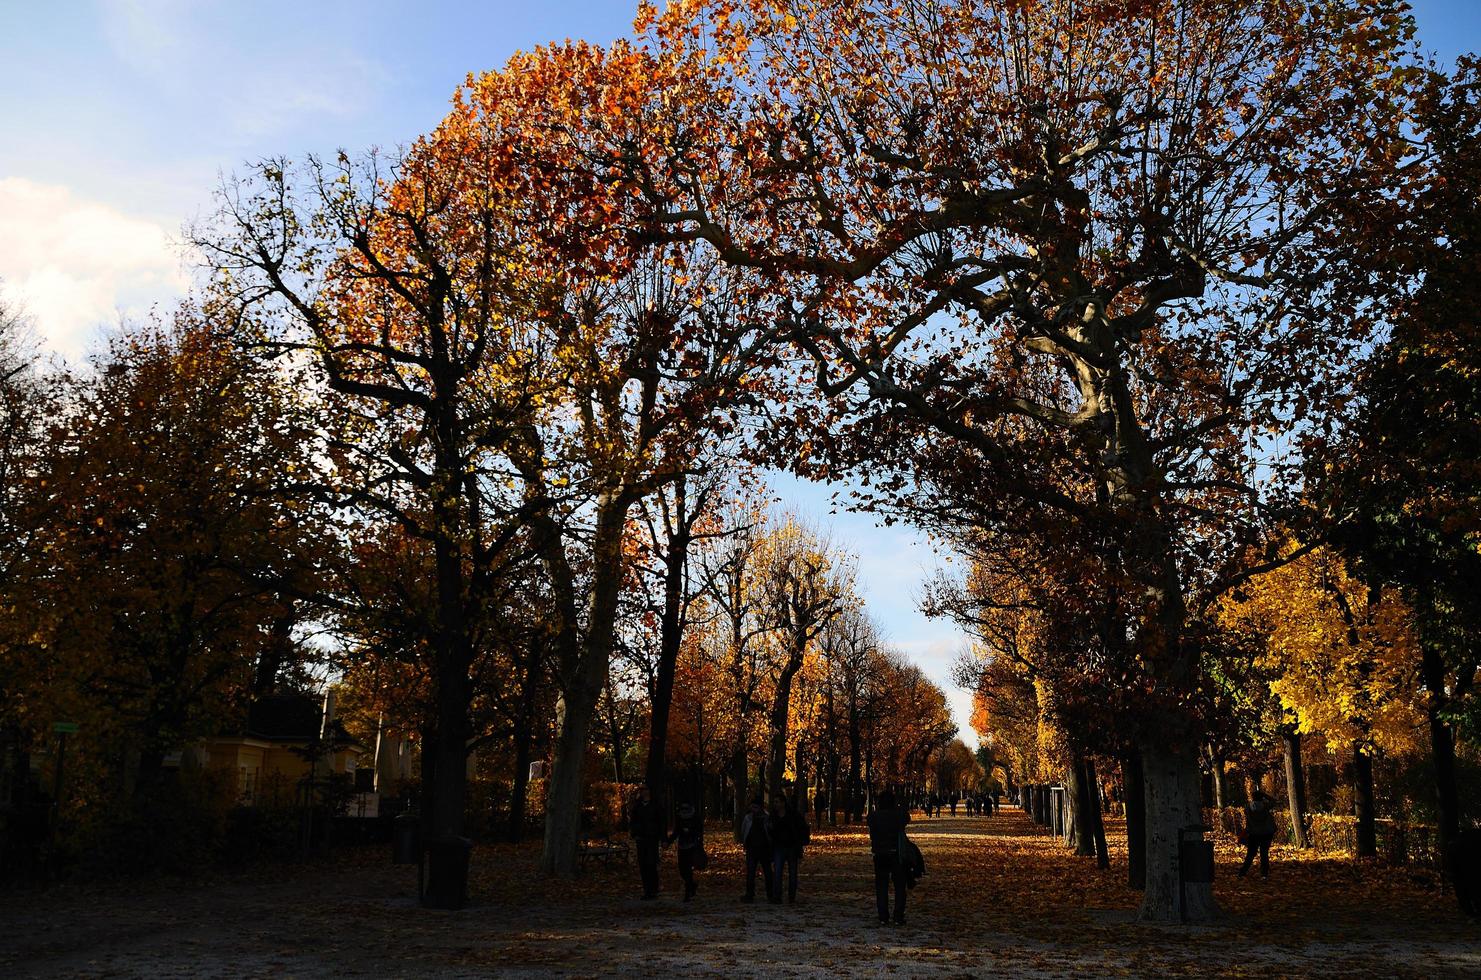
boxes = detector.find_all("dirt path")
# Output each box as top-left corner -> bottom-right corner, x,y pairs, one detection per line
2,809 -> 1476,977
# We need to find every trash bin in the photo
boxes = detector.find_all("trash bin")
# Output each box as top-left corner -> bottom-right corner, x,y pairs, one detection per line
1179,826 -> 1215,884
424,835 -> 472,910
392,812 -> 421,865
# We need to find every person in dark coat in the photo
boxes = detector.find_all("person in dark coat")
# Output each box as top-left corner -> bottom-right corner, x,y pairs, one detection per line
866,789 -> 911,925
1239,789 -> 1278,878
628,784 -> 666,899
665,800 -> 704,901
771,794 -> 810,903
739,796 -> 774,902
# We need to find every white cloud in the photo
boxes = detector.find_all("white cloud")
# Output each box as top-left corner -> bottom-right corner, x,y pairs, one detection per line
98,0 -> 385,141
0,177 -> 189,361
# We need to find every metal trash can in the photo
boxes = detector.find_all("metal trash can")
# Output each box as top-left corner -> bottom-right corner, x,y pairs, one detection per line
424,835 -> 472,910
392,812 -> 421,865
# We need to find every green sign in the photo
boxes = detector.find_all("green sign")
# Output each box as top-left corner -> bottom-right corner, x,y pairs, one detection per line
52,722 -> 78,734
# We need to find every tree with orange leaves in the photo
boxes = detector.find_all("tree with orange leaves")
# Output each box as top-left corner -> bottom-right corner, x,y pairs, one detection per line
596,0 -> 1427,922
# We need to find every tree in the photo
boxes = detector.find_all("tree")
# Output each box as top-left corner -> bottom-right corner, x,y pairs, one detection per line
197,141 -> 557,905
1220,545 -> 1424,857
20,306 -> 324,789
621,0 -> 1421,922
1325,57 -> 1481,913
753,518 -> 849,802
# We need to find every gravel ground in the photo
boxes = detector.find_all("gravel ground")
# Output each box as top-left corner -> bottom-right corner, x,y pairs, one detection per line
2,809 -> 1477,978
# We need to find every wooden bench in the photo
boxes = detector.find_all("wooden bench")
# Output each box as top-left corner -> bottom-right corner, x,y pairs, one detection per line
577,835 -> 631,867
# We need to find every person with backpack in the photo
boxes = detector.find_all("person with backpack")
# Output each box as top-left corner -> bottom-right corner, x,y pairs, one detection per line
866,789 -> 911,925
771,794 -> 810,903
739,796 -> 774,902
665,800 -> 705,901
1239,789 -> 1278,878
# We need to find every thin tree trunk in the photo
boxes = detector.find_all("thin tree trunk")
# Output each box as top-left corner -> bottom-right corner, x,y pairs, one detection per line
508,716 -> 532,843
731,745 -> 748,840
1086,758 -> 1110,869
766,640 -> 806,803
539,495 -> 629,876
1211,751 -> 1227,811
644,476 -> 692,806
1070,754 -> 1095,856
1283,729 -> 1309,849
1352,741 -> 1378,858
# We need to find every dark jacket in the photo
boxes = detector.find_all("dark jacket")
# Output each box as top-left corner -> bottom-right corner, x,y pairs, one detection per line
770,807 -> 809,852
629,798 -> 665,843
667,809 -> 703,850
866,804 -> 911,855
1245,797 -> 1277,840
740,809 -> 771,855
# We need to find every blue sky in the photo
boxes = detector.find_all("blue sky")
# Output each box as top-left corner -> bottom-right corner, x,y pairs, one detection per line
4,0 -> 1477,747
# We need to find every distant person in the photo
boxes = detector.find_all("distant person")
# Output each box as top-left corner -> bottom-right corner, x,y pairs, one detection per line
949,794 -> 957,816
629,784 -> 666,900
771,794 -> 810,903
665,800 -> 704,901
740,796 -> 774,902
867,789 -> 911,925
1239,789 -> 1278,878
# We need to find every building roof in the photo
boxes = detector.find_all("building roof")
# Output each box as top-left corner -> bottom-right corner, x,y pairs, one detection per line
243,693 -> 361,748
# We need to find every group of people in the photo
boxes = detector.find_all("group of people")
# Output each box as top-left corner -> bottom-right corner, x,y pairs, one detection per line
921,791 -> 997,817
624,785 -> 921,924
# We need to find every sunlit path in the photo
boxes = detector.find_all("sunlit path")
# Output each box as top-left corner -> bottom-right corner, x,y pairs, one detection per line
4,808 -> 1476,977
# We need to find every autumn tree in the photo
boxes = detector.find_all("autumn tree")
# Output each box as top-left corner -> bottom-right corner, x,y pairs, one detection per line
752,518 -> 850,802
196,140 -> 557,904
18,307 -> 325,791
1324,56 -> 1481,913
612,0 -> 1422,922
1220,546 -> 1424,857
0,290 -> 54,792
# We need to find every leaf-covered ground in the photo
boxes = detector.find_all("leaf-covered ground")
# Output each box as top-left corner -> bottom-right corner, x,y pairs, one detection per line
2,809 -> 1476,977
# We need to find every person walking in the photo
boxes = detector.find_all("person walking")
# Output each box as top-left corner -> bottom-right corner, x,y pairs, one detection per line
771,794 -> 810,903
664,800 -> 705,901
1239,789 -> 1278,878
867,789 -> 911,925
629,784 -> 666,900
740,796 -> 774,902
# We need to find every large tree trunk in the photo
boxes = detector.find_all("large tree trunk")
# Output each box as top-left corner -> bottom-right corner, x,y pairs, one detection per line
1351,742 -> 1378,858
1138,739 -> 1215,922
422,537 -> 473,907
542,683 -> 600,875
1282,730 -> 1309,849
540,496 -> 629,876
1123,751 -> 1146,891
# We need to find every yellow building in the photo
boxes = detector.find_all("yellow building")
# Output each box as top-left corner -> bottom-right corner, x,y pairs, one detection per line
203,693 -> 365,805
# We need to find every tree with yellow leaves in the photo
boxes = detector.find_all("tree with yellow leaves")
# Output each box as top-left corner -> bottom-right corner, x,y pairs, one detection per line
1222,545 -> 1425,857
